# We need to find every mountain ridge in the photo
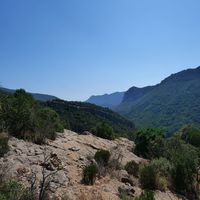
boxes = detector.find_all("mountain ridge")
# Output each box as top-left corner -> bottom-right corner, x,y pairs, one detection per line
117,66 -> 200,135
0,87 -> 59,102
87,66 -> 200,135
86,91 -> 125,109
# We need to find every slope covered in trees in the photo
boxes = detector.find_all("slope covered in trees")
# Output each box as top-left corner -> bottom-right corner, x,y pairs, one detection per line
116,66 -> 200,136
43,99 -> 135,139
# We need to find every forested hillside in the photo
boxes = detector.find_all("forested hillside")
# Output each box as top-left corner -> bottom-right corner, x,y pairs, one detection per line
116,67 -> 200,136
43,99 -> 135,138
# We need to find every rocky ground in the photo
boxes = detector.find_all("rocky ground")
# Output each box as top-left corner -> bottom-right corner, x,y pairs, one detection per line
0,130 -> 184,200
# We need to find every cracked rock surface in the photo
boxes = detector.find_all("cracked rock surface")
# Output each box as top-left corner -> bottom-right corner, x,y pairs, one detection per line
0,130 -> 184,200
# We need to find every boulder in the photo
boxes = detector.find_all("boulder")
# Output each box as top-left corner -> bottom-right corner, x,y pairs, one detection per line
118,184 -> 135,197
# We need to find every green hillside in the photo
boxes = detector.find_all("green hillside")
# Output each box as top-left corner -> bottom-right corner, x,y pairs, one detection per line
43,99 -> 135,138
116,67 -> 200,136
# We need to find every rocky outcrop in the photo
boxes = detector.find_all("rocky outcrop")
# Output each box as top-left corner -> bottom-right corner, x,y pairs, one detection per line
0,130 -> 183,200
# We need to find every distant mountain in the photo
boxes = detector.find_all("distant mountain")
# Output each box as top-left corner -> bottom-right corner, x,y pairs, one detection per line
43,99 -> 135,139
116,66 -> 200,136
0,87 -> 58,102
86,92 -> 125,109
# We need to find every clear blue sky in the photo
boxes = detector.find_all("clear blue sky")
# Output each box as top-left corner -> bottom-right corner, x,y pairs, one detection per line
0,0 -> 200,101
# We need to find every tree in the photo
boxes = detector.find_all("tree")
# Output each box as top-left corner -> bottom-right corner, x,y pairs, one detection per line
134,128 -> 165,159
94,149 -> 111,166
82,164 -> 98,185
165,137 -> 199,199
35,108 -> 64,144
139,165 -> 156,190
0,133 -> 9,157
179,125 -> 200,147
0,89 -> 63,144
124,160 -> 139,177
1,89 -> 37,139
94,122 -> 114,140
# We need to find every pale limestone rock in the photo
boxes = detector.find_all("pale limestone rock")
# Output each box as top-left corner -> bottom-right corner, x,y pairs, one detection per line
0,130 -> 185,200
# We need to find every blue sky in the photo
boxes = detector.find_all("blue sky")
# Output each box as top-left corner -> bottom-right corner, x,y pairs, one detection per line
0,0 -> 200,101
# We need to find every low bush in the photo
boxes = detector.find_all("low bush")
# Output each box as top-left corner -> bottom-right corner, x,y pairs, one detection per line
0,180 -> 27,200
139,165 -> 156,190
179,125 -> 200,147
93,122 -> 114,140
150,158 -> 172,177
124,160 -> 139,177
0,133 -> 9,157
82,164 -> 98,185
135,190 -> 155,200
1,89 -> 64,144
94,149 -> 111,166
134,128 -> 165,159
155,176 -> 168,191
150,158 -> 172,191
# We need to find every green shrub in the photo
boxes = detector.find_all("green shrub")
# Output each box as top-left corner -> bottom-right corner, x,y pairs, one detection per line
120,194 -> 133,200
124,160 -> 139,177
1,89 -> 37,139
135,190 -> 155,200
139,165 -> 156,190
0,194 -> 7,200
155,176 -> 168,191
164,137 -> 199,199
94,122 -> 114,140
1,89 -> 63,144
94,149 -> 111,166
36,107 -> 64,141
0,180 -> 27,200
150,158 -> 172,177
134,128 -> 165,159
150,158 -> 172,191
82,164 -> 98,185
179,125 -> 200,147
0,133 -> 9,157
32,132 -> 46,145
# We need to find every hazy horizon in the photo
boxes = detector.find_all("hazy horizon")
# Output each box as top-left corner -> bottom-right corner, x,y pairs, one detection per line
1,0 -> 200,101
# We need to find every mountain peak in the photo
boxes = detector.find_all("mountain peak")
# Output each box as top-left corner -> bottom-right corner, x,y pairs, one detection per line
161,66 -> 200,84
86,91 -> 125,109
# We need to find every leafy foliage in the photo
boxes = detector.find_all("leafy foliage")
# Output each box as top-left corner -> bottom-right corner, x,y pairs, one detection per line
117,67 -> 200,136
134,128 -> 165,159
35,108 -> 64,144
167,138 -> 199,199
179,125 -> 200,147
82,164 -> 98,185
150,158 -> 172,191
0,133 -> 9,157
144,136 -> 200,199
94,149 -> 111,166
150,157 -> 172,178
93,122 -> 114,140
1,89 -> 37,139
124,160 -> 139,177
135,190 -> 155,200
43,100 -> 135,139
0,90 -> 63,143
0,180 -> 27,200
139,165 -> 156,190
